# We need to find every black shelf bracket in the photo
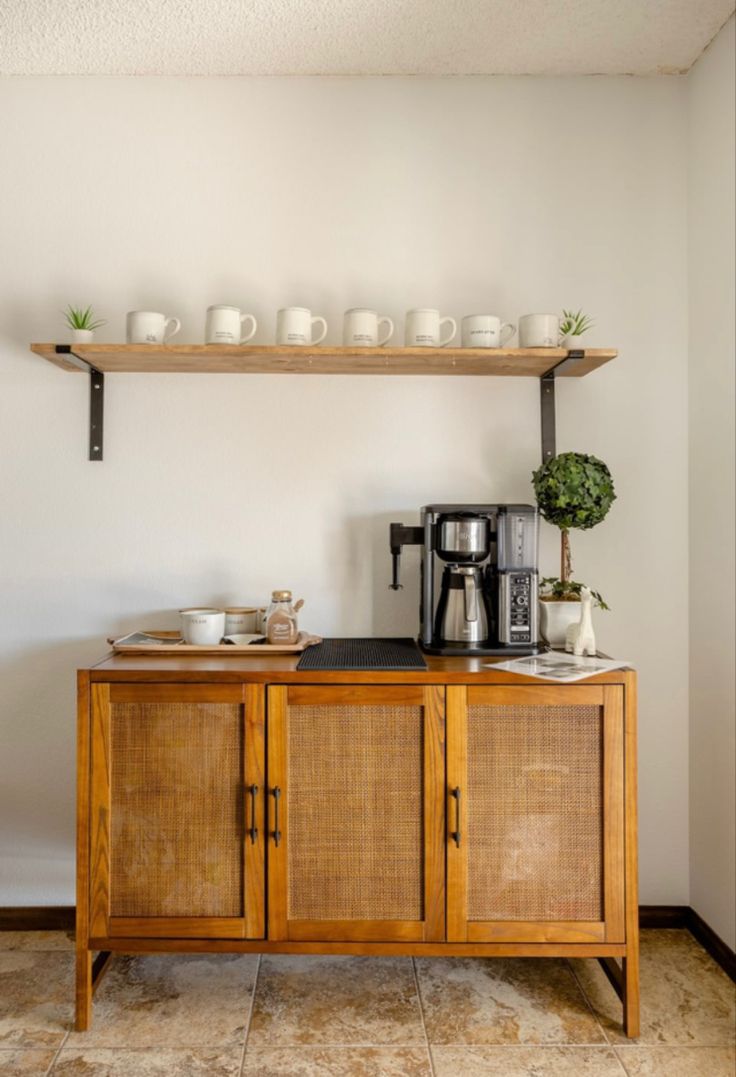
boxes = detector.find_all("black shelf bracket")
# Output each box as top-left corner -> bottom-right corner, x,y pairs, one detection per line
539,349 -> 585,464
53,345 -> 585,465
56,346 -> 105,461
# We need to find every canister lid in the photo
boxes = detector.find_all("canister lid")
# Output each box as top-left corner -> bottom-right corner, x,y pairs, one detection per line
271,589 -> 292,601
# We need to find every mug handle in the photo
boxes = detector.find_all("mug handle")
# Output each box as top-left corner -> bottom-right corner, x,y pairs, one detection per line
310,316 -> 328,345
377,316 -> 394,346
439,316 -> 457,347
240,314 -> 257,344
164,317 -> 181,343
500,322 -> 516,346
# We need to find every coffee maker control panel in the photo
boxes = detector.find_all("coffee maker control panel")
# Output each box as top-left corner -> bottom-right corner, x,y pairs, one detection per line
499,570 -> 538,646
509,574 -> 533,642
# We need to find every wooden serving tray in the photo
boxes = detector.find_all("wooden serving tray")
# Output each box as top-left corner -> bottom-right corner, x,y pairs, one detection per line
109,630 -> 322,655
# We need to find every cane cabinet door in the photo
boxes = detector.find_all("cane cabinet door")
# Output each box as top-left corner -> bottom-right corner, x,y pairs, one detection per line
446,685 -> 625,944
267,685 -> 445,942
88,683 -> 265,941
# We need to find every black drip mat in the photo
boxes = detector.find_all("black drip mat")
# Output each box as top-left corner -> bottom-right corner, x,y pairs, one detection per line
297,637 -> 427,671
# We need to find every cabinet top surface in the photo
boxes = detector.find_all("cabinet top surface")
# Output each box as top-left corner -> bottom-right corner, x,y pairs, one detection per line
84,651 -> 633,685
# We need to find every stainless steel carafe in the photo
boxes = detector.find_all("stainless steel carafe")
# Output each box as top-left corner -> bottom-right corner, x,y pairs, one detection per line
435,565 -> 489,643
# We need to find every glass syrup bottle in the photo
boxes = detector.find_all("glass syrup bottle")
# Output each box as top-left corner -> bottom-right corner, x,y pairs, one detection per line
265,590 -> 299,644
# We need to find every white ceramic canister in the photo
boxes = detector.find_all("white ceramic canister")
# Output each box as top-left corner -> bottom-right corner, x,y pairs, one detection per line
180,608 -> 225,645
224,607 -> 258,635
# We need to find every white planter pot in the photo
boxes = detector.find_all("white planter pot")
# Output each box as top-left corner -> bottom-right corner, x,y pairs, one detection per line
71,329 -> 94,344
539,600 -> 581,648
562,334 -> 584,351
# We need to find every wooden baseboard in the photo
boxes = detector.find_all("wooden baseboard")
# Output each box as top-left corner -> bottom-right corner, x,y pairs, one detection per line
638,904 -> 689,928
687,907 -> 736,982
1,904 -> 733,981
0,906 -> 75,931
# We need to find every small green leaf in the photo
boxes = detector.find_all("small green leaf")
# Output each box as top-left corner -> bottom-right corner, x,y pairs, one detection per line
62,303 -> 106,331
539,577 -> 610,610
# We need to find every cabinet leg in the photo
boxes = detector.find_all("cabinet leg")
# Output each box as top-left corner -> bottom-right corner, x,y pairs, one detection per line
76,948 -> 113,1030
623,951 -> 640,1038
75,947 -> 92,1031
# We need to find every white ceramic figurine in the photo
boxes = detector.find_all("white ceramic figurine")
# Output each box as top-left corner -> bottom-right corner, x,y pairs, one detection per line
565,586 -> 597,656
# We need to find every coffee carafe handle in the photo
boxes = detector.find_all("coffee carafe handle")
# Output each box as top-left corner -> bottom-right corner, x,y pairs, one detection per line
464,573 -> 478,622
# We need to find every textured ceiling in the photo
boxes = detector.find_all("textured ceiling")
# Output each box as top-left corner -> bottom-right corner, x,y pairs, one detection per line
1,0 -> 733,75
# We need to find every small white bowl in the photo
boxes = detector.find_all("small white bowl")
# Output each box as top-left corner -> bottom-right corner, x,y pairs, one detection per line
179,608 -> 225,645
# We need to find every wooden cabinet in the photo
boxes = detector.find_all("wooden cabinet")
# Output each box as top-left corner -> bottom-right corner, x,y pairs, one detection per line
86,683 -> 265,942
77,661 -> 638,1038
266,685 -> 445,943
447,685 -> 624,945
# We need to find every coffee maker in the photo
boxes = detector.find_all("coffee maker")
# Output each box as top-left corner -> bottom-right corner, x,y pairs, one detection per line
390,504 -> 541,656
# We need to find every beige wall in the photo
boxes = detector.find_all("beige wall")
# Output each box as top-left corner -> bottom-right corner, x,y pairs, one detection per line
688,17 -> 736,950
0,74 -> 689,905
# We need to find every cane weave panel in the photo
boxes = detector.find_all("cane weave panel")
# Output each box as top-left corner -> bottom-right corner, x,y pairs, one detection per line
287,705 -> 423,921
110,702 -> 243,918
467,705 -> 603,922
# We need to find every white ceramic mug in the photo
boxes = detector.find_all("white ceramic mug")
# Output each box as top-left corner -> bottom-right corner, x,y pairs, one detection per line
405,309 -> 456,347
518,313 -> 559,348
461,315 -> 516,348
224,607 -> 258,634
180,608 -> 225,645
126,311 -> 181,345
205,306 -> 257,345
343,308 -> 394,347
276,307 -> 328,346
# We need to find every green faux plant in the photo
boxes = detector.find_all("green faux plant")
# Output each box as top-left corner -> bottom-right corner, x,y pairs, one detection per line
63,304 -> 106,331
531,451 -> 616,597
539,576 -> 610,610
559,308 -> 594,339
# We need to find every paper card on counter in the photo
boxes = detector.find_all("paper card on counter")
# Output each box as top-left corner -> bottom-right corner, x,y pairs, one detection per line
486,651 -> 630,682
113,632 -> 184,646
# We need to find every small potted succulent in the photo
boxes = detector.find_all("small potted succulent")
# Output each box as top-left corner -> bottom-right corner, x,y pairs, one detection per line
63,304 -> 106,344
559,308 -> 593,349
532,451 -> 616,646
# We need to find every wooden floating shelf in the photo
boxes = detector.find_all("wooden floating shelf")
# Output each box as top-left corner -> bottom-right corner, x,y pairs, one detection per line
30,343 -> 616,378
29,342 -> 618,461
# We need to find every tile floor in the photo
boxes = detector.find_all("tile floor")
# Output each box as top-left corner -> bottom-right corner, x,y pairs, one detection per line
0,930 -> 733,1075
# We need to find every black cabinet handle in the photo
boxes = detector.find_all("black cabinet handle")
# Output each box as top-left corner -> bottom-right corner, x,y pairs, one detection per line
247,784 -> 258,845
271,786 -> 282,847
450,786 -> 461,848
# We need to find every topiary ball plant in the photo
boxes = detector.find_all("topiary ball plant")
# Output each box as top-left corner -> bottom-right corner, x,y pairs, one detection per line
532,451 -> 616,589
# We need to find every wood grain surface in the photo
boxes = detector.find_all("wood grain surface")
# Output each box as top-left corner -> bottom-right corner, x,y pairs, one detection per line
30,342 -> 617,377
77,657 -> 638,1036
87,652 -> 632,686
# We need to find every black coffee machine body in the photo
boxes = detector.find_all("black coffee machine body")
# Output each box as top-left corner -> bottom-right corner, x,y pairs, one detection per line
390,504 -> 541,656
